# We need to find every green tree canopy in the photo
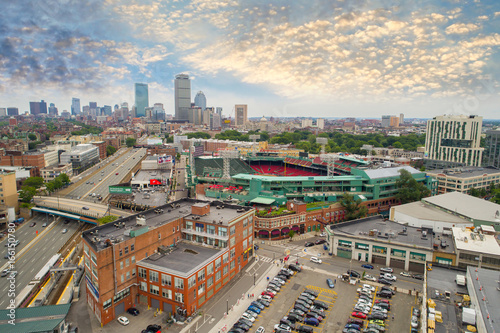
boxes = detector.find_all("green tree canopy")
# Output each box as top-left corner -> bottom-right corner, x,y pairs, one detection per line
395,169 -> 431,204
126,137 -> 136,147
28,133 -> 37,141
339,193 -> 368,220
187,132 -> 211,139
97,215 -> 118,225
19,186 -> 37,203
23,177 -> 44,188
106,145 -> 117,156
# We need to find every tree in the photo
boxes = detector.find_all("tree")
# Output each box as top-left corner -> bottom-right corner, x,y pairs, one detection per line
126,137 -> 136,147
288,230 -> 296,241
19,186 -> 37,203
58,173 -> 70,185
106,145 -> 117,156
97,215 -> 118,225
45,182 -> 55,193
187,132 -> 211,139
166,136 -> 173,143
28,133 -> 37,141
23,177 -> 44,189
395,169 -> 431,204
339,193 -> 367,220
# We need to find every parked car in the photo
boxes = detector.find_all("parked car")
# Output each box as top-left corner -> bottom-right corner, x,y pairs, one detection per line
251,301 -> 265,310
412,274 -> 424,280
304,289 -> 319,297
304,242 -> 315,247
364,274 -> 377,282
303,317 -> 319,326
247,305 -> 261,314
400,271 -> 412,277
233,322 -> 250,332
372,306 -> 388,314
255,327 -> 265,333
62,229 -> 68,234
378,278 -> 392,285
146,324 -> 161,332
312,300 -> 329,310
126,307 -> 139,316
290,308 -> 306,316
347,270 -> 361,278
413,308 -> 421,317
274,323 -> 292,332
289,264 -> 302,272
297,296 -> 313,305
310,257 -> 322,264
305,312 -> 323,322
411,316 -> 419,328
280,318 -> 295,328
347,318 -> 363,326
117,316 -> 129,325
286,313 -> 302,323
42,222 -> 47,227
362,284 -> 375,292
82,207 -> 89,210
380,273 -> 397,281
351,311 -> 367,319
369,312 -> 388,320
361,264 -> 374,269
241,312 -> 256,322
294,304 -> 308,313
296,325 -> 314,333
300,293 -> 315,300
376,290 -> 393,299
380,267 -> 394,273
381,286 -> 396,295
256,298 -> 270,307
326,278 -> 335,288
314,239 -> 326,245
369,319 -> 385,327
345,323 -> 362,331
295,300 -> 311,309
261,291 -> 275,298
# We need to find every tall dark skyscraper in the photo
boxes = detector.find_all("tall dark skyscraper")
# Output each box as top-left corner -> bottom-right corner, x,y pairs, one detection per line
194,91 -> 206,110
71,98 -> 81,115
7,107 -> 19,116
135,83 -> 149,118
175,74 -> 191,121
29,101 -> 40,115
40,100 -> 47,114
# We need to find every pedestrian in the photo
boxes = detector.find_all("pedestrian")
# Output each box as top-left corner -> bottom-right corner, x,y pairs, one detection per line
334,279 -> 336,284
248,294 -> 250,298
392,314 -> 394,321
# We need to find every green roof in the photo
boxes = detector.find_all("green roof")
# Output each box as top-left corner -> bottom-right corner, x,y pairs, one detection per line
0,304 -> 70,333
250,197 -> 276,205
232,174 -> 362,182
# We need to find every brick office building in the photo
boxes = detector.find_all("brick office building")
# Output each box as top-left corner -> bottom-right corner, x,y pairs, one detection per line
92,141 -> 107,160
82,199 -> 254,326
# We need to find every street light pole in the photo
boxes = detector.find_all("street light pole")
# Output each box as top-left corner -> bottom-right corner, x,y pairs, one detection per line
227,299 -> 229,314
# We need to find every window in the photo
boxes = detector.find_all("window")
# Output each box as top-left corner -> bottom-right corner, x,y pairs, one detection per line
218,227 -> 227,237
215,271 -> 221,281
120,261 -> 123,270
121,274 -> 124,283
162,288 -> 172,299
198,283 -> 205,295
175,277 -> 184,290
207,225 -> 215,235
243,218 -> 248,227
215,258 -> 221,269
90,252 -> 97,265
119,249 -> 122,257
243,229 -> 248,238
198,270 -> 205,282
230,226 -> 236,235
131,244 -> 135,251
223,266 -> 228,276
125,258 -> 129,267
103,298 -> 112,310
207,276 -> 213,288
131,255 -> 136,263
207,263 -> 213,275
150,284 -> 160,295
173,227 -> 175,233
85,256 -> 90,269
140,281 -> 147,291
158,233 -> 161,240
177,225 -> 179,231
175,292 -> 184,303
84,244 -> 89,256
162,274 -> 171,286
230,248 -> 235,259
223,253 -> 229,264
230,261 -> 235,270
124,246 -> 129,254
150,271 -> 159,283
188,275 -> 196,288
243,239 -> 247,249
230,237 -> 235,247
138,268 -> 147,279
186,221 -> 193,229
126,271 -> 130,280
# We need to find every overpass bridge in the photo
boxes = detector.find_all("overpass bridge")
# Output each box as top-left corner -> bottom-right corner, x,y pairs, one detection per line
33,196 -> 132,224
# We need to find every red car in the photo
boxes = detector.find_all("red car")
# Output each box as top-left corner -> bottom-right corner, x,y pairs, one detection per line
375,299 -> 390,304
261,291 -> 275,298
351,311 -> 367,319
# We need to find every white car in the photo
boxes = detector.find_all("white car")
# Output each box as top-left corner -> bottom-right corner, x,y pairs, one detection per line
274,324 -> 292,332
411,315 -> 419,328
400,271 -> 412,277
381,273 -> 397,281
241,312 -> 256,322
362,284 -> 376,292
259,294 -> 272,301
364,274 -> 377,282
319,232 -> 326,237
356,298 -> 371,305
357,288 -> 373,295
273,277 -> 286,285
117,316 -> 129,325
310,257 -> 322,264
372,306 -> 388,314
353,305 -> 370,314
380,267 -> 394,273
256,327 -> 265,333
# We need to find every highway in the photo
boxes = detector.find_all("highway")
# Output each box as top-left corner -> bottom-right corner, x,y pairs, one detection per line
0,217 -> 81,309
65,148 -> 147,201
33,197 -> 132,219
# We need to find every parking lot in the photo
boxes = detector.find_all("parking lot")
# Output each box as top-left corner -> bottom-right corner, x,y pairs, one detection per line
246,266 -> 418,333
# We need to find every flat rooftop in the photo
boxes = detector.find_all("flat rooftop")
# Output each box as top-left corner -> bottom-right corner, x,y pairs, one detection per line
468,266 -> 500,333
393,201 -> 472,224
133,169 -> 171,182
423,192 -> 500,224
82,198 -> 253,252
139,242 -> 223,277
427,166 -> 500,178
452,227 -> 500,256
329,215 -> 444,251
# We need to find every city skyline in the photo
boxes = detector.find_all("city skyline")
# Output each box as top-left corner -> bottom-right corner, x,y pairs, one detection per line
1,1 -> 499,119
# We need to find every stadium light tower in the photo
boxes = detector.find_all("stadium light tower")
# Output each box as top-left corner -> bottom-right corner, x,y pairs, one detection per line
321,153 -> 339,178
221,149 -> 239,179
249,134 -> 260,157
316,137 -> 328,154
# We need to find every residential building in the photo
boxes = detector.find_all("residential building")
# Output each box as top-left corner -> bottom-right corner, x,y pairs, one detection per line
466,266 -> 500,333
453,225 -> 500,270
0,171 -> 18,212
326,216 -> 439,272
426,166 -> 500,194
0,151 -> 46,176
71,98 -> 81,115
424,114 -> 483,167
194,91 -> 206,110
235,105 -> 247,126
175,74 -> 191,121
41,164 -> 73,182
301,119 -> 313,128
60,144 -> 99,175
135,83 -> 149,118
82,199 -> 254,326
484,129 -> 500,169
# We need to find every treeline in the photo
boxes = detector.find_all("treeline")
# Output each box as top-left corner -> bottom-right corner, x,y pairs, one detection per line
19,174 -> 71,203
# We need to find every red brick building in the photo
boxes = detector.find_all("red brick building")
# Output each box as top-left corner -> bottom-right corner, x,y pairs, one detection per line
91,141 -> 107,160
82,199 -> 254,326
0,151 -> 46,177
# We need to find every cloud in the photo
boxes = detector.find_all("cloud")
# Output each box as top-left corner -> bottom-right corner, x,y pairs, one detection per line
445,23 -> 480,34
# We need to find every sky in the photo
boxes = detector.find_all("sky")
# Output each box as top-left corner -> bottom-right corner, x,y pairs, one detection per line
1,0 -> 499,119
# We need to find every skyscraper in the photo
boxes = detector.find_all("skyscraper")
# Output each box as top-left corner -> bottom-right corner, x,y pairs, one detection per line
194,91 -> 206,110
175,74 -> 191,121
425,114 -> 483,167
71,98 -> 81,115
48,103 -> 58,116
40,100 -> 47,114
235,104 -> 248,126
7,107 -> 19,116
29,101 -> 41,115
135,83 -> 149,118
484,130 -> 500,169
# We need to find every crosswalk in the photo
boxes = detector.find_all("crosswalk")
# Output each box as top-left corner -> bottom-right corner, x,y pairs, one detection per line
257,251 -> 308,264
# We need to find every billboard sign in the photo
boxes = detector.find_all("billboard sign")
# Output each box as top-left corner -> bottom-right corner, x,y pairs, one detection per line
109,186 -> 132,194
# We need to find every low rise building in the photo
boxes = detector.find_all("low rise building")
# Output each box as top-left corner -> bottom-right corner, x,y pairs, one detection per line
82,199 -> 254,326
0,171 -> 18,213
40,163 -> 73,182
426,166 -> 500,194
453,225 -> 500,270
466,266 -> 500,333
60,144 -> 99,175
